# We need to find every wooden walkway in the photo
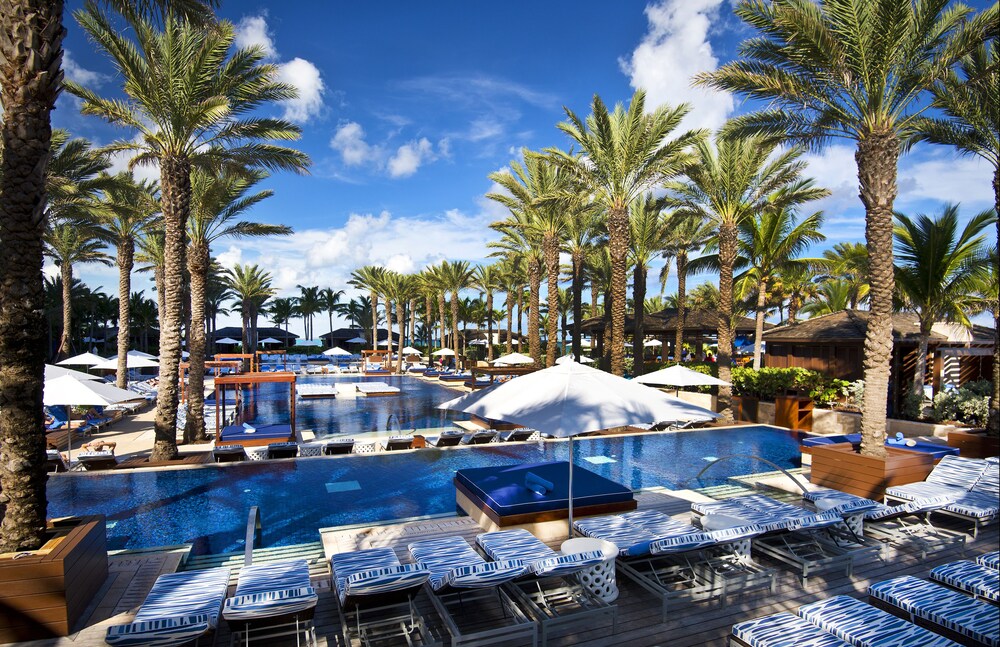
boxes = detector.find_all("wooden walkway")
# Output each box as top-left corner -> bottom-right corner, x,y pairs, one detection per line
4,488 -> 994,647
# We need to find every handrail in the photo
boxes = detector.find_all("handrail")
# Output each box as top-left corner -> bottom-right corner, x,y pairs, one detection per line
691,454 -> 810,495
245,506 -> 262,566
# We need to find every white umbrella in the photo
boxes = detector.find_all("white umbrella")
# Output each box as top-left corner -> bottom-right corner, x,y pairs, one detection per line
258,337 -> 281,345
322,346 -> 353,356
556,354 -> 595,365
491,352 -> 534,365
643,339 -> 663,347
345,336 -> 368,344
93,355 -> 160,370
431,348 -> 456,356
401,346 -> 422,355
44,375 -> 139,463
216,337 -> 240,345
45,364 -> 102,381
56,352 -> 106,367
127,349 -> 156,359
438,362 -> 717,535
634,364 -> 731,387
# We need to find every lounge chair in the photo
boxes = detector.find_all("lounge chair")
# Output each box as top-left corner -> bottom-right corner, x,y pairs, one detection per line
266,442 -> 299,459
730,612 -> 852,647
382,435 -> 413,451
105,567 -> 231,646
930,560 -> 1000,603
465,430 -> 498,445
329,546 -> 434,647
798,594 -> 959,647
45,449 -> 68,473
408,535 -> 535,646
77,451 -> 119,471
476,528 -> 616,645
868,576 -> 999,647
979,551 -> 1000,570
500,428 -> 536,442
222,559 -> 318,646
884,455 -> 989,503
323,438 -> 355,455
935,458 -> 999,538
429,431 -> 464,447
212,445 -> 246,463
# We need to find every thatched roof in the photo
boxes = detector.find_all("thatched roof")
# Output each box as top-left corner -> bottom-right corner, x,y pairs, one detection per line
762,310 -> 942,343
578,308 -> 764,335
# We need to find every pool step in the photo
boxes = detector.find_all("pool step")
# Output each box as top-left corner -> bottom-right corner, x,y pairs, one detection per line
181,541 -> 329,582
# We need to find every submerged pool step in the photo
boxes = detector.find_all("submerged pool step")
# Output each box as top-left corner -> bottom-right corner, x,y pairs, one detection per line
181,541 -> 328,581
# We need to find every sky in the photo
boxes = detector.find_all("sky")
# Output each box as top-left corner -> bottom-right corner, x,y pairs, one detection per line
54,0 -> 997,338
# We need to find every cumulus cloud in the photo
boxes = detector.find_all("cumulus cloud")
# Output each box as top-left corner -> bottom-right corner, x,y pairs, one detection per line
621,0 -> 734,133
388,138 -> 435,178
330,122 -> 378,166
277,58 -> 325,123
63,50 -> 106,87
898,153 -> 994,210
234,15 -> 277,59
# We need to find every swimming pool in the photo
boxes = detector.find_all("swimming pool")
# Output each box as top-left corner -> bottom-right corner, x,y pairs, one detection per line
47,425 -> 803,554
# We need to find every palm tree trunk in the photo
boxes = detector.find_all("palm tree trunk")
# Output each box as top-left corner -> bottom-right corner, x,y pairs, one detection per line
0,0 -> 63,552
385,299 -> 395,372
437,294 -> 446,351
450,294 -> 460,366
788,295 -> 800,324
912,320 -> 931,398
486,291 -> 494,361
544,235 -> 560,367
528,260 -> 541,365
675,252 -> 687,363
632,264 -> 647,376
608,206 -> 630,375
241,305 -> 250,350
752,279 -> 768,370
423,295 -> 432,349
370,291 -> 378,350
571,252 -> 583,361
857,134 -> 899,458
408,298 -> 416,349
185,243 -> 209,443
116,243 -> 133,388
57,262 -> 73,359
601,290 -> 612,370
717,221 -> 738,423
152,156 -> 190,461
505,293 -> 513,354
988,169 -> 999,437
516,289 -> 523,341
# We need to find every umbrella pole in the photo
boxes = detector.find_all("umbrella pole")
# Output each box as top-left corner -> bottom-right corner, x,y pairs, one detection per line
567,436 -> 574,538
66,405 -> 73,466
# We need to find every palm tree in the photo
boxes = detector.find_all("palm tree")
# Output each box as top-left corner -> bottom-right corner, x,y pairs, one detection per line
136,230 -> 166,322
186,169 -> 286,442
894,205 -> 995,397
671,135 -> 826,420
547,90 -> 703,375
129,291 -> 159,353
439,260 -> 474,364
697,0 -> 995,455
661,212 -> 714,363
69,9 -> 309,461
349,266 -> 387,349
775,264 -> 820,324
800,279 -> 855,318
562,197 -> 601,362
816,242 -> 870,309
267,297 -> 297,339
495,257 -> 524,355
912,43 -> 999,435
295,285 -> 322,340
490,226 -> 543,364
629,194 -> 671,374
319,287 -> 345,341
471,265 -> 501,361
225,264 -> 275,352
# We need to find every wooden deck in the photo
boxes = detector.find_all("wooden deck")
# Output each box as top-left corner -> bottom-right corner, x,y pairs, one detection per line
4,487 -> 994,647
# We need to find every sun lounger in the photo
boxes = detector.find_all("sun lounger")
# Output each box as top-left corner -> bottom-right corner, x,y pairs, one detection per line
408,535 -> 535,646
330,546 -> 434,647
979,552 -> 1000,570
466,430 -> 498,445
885,455 -> 989,503
45,449 -> 68,473
798,594 -> 959,647
212,445 -> 246,463
500,428 -> 536,442
222,559 -> 318,645
266,442 -> 299,459
868,576 -> 999,647
935,459 -> 999,538
382,435 -> 413,451
323,438 -> 355,455
77,451 -> 118,471
930,561 -> 1000,604
730,611 -> 853,647
429,431 -> 464,447
105,567 -> 231,646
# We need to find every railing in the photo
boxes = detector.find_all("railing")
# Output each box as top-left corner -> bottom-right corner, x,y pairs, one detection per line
245,506 -> 262,566
691,454 -> 810,495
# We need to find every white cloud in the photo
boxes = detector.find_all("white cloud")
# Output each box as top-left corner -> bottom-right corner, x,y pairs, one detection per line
277,58 -> 325,123
330,121 -> 378,166
621,0 -> 734,133
63,50 -> 106,87
898,153 -> 994,210
215,245 -> 243,269
388,138 -> 435,178
234,15 -> 277,59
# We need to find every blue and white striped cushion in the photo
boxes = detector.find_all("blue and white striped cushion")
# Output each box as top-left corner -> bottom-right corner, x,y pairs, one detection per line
731,612 -> 852,647
884,481 -> 967,502
734,494 -> 815,519
223,560 -> 317,620
798,595 -> 959,647
620,509 -> 699,537
970,462 -> 999,496
826,498 -> 882,517
786,511 -> 845,532
869,576 -> 999,647
573,515 -> 656,556
409,535 -> 526,590
926,456 -> 989,488
332,547 -> 401,594
930,561 -> 1000,603
944,490 -> 1000,519
709,524 -> 764,544
476,528 -> 605,577
803,488 -> 866,506
106,614 -> 212,647
864,496 -> 952,521
232,560 -> 310,597
650,532 -> 717,554
691,498 -> 756,517
526,551 -> 606,577
978,551 -> 1000,570
691,498 -> 795,533
331,547 -> 430,604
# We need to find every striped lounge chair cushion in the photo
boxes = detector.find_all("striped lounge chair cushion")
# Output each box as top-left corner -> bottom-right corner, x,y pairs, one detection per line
731,612 -> 852,647
884,481 -> 968,502
477,528 -> 605,577
573,515 -> 657,557
733,494 -> 816,519
798,594 -> 959,647
331,547 -> 430,604
971,462 -> 1000,496
223,560 -> 317,620
409,535 -> 526,590
943,490 -> 1000,519
620,509 -> 699,537
650,532 -> 718,554
785,511 -> 846,532
978,551 -> 1000,570
869,576 -> 999,647
107,567 -> 231,646
864,496 -> 952,521
930,561 -> 1000,603
927,456 -> 989,488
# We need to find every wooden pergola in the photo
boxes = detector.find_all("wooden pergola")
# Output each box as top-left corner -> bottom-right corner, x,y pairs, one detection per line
214,352 -> 257,373
256,349 -> 288,370
178,360 -> 242,402
213,371 -> 297,442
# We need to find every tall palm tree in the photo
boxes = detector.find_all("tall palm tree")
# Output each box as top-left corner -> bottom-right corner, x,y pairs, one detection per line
800,279 -> 856,318
136,229 -> 166,322
320,287 -> 345,341
471,265 -> 501,361
186,169 -> 286,442
225,264 -> 275,351
69,9 -> 309,461
490,227 -> 543,364
440,260 -> 474,364
267,297 -> 296,339
775,263 -> 820,324
349,266 -> 387,349
295,285 -> 322,340
129,291 -> 159,353
894,205 -> 995,397
912,43 -> 999,435
661,212 -> 714,363
817,242 -> 870,309
697,0 -> 996,456
629,194 -> 671,374
495,257 -> 524,355
562,196 -> 601,362
548,90 -> 703,375
671,135 -> 826,420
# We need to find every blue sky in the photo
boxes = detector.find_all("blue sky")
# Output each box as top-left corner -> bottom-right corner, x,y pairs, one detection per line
56,0 -> 997,336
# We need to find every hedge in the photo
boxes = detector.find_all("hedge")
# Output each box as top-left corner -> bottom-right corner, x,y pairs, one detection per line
731,367 -> 850,405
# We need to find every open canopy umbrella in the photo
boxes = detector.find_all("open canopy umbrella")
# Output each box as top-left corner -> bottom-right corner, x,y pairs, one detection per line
215,337 -> 240,345
643,339 -> 662,347
258,337 -> 281,345
634,364 -> 731,387
56,352 -> 106,367
45,364 -> 102,381
93,355 -> 160,370
556,354 -> 594,365
431,348 -> 455,356
322,346 -> 353,356
345,336 -> 368,344
438,362 -> 717,534
127,349 -> 156,359
44,375 -> 140,462
401,346 -> 422,355
491,352 -> 534,365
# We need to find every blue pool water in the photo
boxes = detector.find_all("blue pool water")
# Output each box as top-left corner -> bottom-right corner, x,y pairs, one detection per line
47,425 -> 803,554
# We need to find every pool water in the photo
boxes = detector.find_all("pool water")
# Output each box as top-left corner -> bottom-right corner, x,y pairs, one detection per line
47,425 -> 803,555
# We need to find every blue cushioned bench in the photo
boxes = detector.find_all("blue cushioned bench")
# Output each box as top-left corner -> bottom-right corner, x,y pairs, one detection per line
217,423 -> 293,446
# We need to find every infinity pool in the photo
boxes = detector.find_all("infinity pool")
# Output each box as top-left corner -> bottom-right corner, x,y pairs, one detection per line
47,425 -> 803,554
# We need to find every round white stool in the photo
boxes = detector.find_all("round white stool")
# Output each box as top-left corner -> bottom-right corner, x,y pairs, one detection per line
560,537 -> 619,603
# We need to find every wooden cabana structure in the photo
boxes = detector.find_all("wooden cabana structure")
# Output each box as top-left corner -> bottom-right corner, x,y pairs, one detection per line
178,360 -> 242,402
361,349 -> 390,374
213,372 -> 297,447
256,349 -> 287,369
214,352 -> 257,373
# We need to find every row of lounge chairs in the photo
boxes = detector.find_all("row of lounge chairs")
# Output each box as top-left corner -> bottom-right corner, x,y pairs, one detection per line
730,551 -> 999,647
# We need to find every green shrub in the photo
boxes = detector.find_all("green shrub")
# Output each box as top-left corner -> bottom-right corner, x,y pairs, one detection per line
932,385 -> 990,427
731,366 -> 849,405
899,391 -> 924,421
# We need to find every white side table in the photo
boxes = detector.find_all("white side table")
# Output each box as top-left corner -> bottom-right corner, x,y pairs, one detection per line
560,537 -> 619,602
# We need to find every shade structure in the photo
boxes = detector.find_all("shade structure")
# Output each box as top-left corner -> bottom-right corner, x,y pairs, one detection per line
491,352 -> 534,365
216,337 -> 240,345
345,336 -> 368,344
322,346 -> 353,356
556,354 -> 594,365
438,362 -> 717,534
431,348 -> 455,356
127,350 -> 156,359
643,339 -> 662,347
633,363 -> 731,387
93,355 -> 160,370
45,364 -> 102,381
258,337 -> 281,345
401,346 -> 422,355
44,375 -> 140,463
56,352 -> 106,367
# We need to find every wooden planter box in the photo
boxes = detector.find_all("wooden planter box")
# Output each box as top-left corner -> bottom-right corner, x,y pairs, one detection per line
947,430 -> 1000,459
810,442 -> 935,500
0,515 -> 108,642
730,396 -> 758,423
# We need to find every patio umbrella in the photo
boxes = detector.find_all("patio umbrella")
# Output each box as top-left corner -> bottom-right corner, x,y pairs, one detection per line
437,362 -> 717,535
56,352 -> 106,367
556,354 -> 594,365
92,355 -> 160,370
431,348 -> 455,356
491,352 -> 534,365
45,364 -> 102,381
634,364 -> 731,388
258,337 -> 281,345
44,374 -> 139,464
345,336 -> 368,344
127,349 -> 156,359
216,337 -> 240,345
322,346 -> 353,356
643,339 -> 663,347
401,346 -> 422,356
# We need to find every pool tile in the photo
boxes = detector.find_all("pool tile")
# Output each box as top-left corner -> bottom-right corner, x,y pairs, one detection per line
583,456 -> 617,465
326,480 -> 361,493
